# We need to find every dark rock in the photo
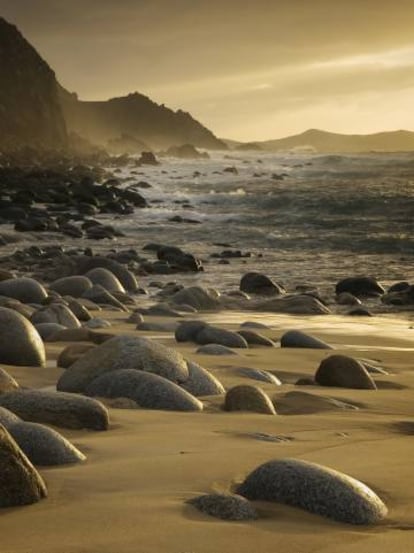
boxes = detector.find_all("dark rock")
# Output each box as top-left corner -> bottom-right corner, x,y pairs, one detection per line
85,369 -> 203,412
347,307 -> 373,317
0,390 -> 109,430
175,320 -> 209,342
188,493 -> 257,520
0,424 -> 47,508
196,325 -> 248,349
280,330 -> 333,349
237,330 -> 275,347
335,277 -> 385,298
237,458 -> 387,524
315,355 -> 377,389
240,272 -> 284,296
224,385 -> 276,415
336,292 -> 361,306
0,307 -> 45,366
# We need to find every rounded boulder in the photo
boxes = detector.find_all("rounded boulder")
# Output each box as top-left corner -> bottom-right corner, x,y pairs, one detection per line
237,458 -> 387,524
0,307 -> 45,366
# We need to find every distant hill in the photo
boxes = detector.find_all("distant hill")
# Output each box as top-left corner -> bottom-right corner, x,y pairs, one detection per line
59,89 -> 225,151
0,17 -> 67,151
257,129 -> 414,153
0,16 -> 225,153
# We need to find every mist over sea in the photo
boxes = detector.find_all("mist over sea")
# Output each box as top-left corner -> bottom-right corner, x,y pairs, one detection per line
112,151 -> 414,295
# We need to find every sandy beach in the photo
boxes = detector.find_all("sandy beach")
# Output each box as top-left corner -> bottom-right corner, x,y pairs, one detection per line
1,307 -> 414,553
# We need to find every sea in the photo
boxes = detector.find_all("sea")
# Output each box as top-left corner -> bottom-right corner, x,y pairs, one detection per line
109,150 -> 414,298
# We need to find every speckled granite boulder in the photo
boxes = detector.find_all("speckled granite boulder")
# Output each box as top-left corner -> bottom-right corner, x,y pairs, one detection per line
9,421 -> 86,466
0,423 -> 47,507
0,307 -> 45,366
85,369 -> 203,412
315,355 -> 377,390
280,330 -> 333,349
238,458 -> 387,524
170,286 -> 220,311
224,385 -> 276,415
57,335 -> 189,392
188,493 -> 257,520
0,390 -> 109,430
181,361 -> 225,397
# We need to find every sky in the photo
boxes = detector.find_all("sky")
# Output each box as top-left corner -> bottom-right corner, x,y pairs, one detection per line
1,0 -> 414,141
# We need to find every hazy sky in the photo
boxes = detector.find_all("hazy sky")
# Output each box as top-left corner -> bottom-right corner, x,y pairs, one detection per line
2,0 -> 414,140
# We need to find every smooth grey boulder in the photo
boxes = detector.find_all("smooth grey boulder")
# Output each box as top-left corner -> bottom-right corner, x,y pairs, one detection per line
188,493 -> 257,520
224,385 -> 276,415
196,326 -> 248,348
0,390 -> 109,430
67,299 -> 92,321
196,344 -> 238,355
46,327 -> 91,343
315,355 -> 377,390
82,285 -> 128,311
181,360 -> 225,397
9,421 -> 86,466
85,369 -> 203,412
85,267 -> 126,293
145,304 -> 183,317
0,278 -> 47,304
240,272 -> 284,296
30,304 -> 81,329
74,255 -> 139,292
127,312 -> 144,324
170,286 -> 220,311
239,321 -> 271,330
0,423 -> 47,507
237,329 -> 275,347
85,318 -> 112,329
57,344 -> 96,368
175,320 -> 209,342
0,307 -> 46,366
57,335 -> 189,393
0,368 -> 19,393
34,322 -> 67,340
257,295 -> 330,315
280,330 -> 333,350
238,458 -> 387,524
49,276 -> 93,298
237,367 -> 281,385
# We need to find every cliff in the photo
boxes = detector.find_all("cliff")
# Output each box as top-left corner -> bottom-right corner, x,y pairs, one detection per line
0,17 -> 67,151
